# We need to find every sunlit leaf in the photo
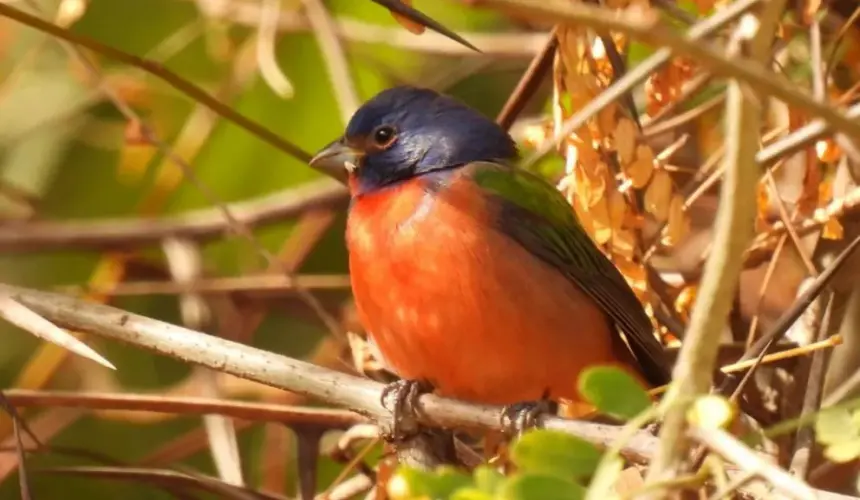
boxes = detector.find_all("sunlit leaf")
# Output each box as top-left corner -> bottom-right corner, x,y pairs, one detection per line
662,194 -> 690,246
388,466 -> 473,500
686,395 -> 736,430
625,145 -> 655,189
473,465 -> 504,494
511,430 -> 602,481
452,489 -> 494,500
498,474 -> 585,500
614,118 -> 638,165
824,439 -> 860,463
644,169 -> 673,222
589,196 -> 613,245
578,366 -> 651,421
823,218 -> 845,241
815,409 -> 856,446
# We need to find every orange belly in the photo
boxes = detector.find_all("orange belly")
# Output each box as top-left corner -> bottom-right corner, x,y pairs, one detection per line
346,176 -> 640,405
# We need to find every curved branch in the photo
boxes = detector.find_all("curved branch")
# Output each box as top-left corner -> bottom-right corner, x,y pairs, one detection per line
1,282 -> 658,464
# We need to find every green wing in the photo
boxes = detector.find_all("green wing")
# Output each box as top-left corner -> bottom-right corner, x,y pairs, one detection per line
464,161 -> 670,386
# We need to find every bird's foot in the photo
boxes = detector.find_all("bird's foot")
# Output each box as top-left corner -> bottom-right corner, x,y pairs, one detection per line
380,379 -> 434,442
500,397 -> 558,437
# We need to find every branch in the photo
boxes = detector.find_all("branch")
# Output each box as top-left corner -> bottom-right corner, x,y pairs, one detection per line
690,426 -> 818,500
191,0 -> 548,57
3,390 -> 363,429
0,179 -> 347,252
5,283 -> 854,499
0,283 -> 658,464
645,1 -> 781,487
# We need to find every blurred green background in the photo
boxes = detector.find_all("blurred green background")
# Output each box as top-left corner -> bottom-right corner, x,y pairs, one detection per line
0,0 -> 547,497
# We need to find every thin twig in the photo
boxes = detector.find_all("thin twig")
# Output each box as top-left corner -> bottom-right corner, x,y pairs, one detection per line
302,0 -> 361,123
690,426 -> 817,500
789,293 -> 835,479
3,390 -> 363,429
72,273 -> 351,297
724,233 -> 860,398
496,27 -> 558,130
0,179 -> 348,252
256,0 -> 295,98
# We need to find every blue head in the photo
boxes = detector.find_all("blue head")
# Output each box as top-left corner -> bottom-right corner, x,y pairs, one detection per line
310,86 -> 518,194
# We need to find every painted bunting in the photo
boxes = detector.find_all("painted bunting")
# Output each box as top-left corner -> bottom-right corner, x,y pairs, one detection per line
310,86 -> 669,429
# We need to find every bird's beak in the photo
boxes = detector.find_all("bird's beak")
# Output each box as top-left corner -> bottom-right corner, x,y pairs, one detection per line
309,139 -> 364,184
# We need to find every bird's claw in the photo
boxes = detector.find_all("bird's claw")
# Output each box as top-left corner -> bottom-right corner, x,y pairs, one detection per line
500,399 -> 557,437
380,379 -> 433,442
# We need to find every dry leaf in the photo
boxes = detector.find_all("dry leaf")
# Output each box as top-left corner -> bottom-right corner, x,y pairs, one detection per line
644,169 -> 673,221
611,229 -> 637,260
589,196 -> 613,245
572,195 -> 597,241
816,139 -> 842,163
675,285 -> 698,322
597,101 -> 618,135
575,162 -> 608,208
614,118 -> 638,164
823,218 -> 845,240
662,194 -> 690,247
614,257 -> 647,297
626,144 -> 655,188
388,0 -> 426,35
818,176 -> 833,206
608,189 -> 628,230
694,0 -> 716,12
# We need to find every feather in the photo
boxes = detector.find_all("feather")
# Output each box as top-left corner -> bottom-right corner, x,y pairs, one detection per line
464,161 -> 671,387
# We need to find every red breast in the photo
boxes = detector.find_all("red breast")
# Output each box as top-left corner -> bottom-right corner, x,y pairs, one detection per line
346,174 -> 644,405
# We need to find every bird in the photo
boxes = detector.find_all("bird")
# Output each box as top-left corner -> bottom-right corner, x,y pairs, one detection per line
310,86 -> 669,434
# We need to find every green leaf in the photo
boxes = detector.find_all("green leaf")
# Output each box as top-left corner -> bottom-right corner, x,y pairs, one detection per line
511,430 -> 601,481
391,466 -> 474,499
473,465 -> 505,493
432,467 -> 475,497
677,0 -> 703,16
627,42 -> 657,67
578,366 -> 651,421
391,467 -> 439,498
815,409 -> 857,446
498,474 -> 585,500
824,439 -> 860,463
451,489 -> 495,500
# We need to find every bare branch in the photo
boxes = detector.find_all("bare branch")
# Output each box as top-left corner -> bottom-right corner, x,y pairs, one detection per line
0,180 -> 347,252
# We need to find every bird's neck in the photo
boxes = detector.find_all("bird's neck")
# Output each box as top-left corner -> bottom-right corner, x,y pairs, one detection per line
348,165 -> 459,198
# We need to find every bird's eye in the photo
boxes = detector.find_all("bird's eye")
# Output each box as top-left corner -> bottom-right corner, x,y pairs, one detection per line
371,126 -> 397,148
